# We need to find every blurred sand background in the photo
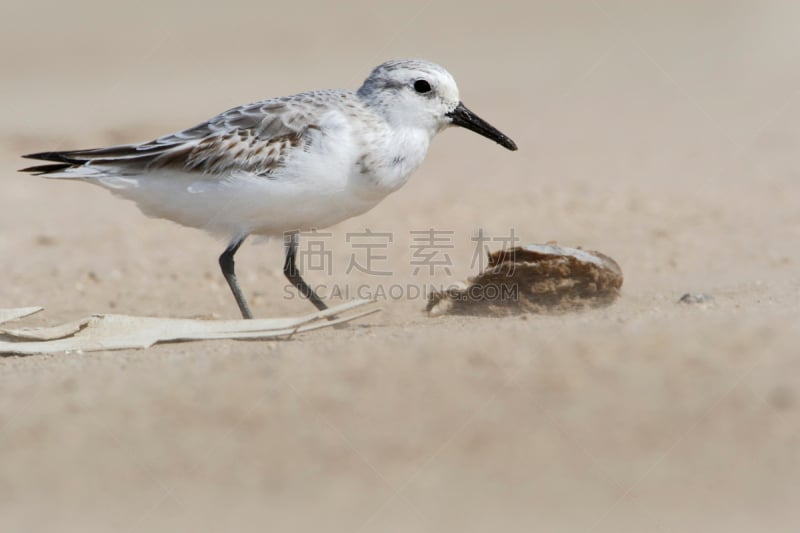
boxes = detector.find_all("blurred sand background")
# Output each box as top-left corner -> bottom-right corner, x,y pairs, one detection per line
1,1 -> 799,531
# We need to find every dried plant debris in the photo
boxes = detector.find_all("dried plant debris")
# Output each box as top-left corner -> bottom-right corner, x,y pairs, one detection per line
0,300 -> 379,356
427,244 -> 623,317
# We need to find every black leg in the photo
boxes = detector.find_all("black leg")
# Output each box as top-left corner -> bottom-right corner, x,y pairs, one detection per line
219,235 -> 253,319
283,233 -> 328,312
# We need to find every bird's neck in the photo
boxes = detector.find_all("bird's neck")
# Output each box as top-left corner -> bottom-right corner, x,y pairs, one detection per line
357,125 -> 431,194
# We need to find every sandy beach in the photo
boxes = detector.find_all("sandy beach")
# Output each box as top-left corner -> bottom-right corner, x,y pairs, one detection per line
1,1 -> 798,531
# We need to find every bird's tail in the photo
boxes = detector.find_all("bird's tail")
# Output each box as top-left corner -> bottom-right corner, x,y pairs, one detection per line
19,151 -> 87,176
19,145 -> 149,178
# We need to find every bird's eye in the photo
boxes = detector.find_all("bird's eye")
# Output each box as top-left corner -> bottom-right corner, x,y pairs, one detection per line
413,80 -> 432,94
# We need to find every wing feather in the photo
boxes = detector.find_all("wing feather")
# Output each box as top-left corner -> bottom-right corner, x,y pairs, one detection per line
20,91 -> 342,177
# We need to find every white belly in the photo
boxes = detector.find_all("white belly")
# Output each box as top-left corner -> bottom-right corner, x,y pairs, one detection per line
95,165 -> 385,238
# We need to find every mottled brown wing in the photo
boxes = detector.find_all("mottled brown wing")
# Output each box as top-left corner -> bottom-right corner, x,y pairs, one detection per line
148,123 -> 318,176
21,93 -> 332,176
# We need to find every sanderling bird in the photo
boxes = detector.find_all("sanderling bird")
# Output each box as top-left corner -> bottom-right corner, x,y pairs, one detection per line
21,59 -> 517,318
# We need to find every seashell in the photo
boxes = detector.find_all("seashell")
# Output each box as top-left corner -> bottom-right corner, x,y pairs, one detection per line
427,244 -> 623,316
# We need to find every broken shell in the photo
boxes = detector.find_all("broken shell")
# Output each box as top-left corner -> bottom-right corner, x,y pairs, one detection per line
678,293 -> 715,305
427,244 -> 623,317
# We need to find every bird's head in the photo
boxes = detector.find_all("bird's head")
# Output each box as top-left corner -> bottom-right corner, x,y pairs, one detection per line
357,59 -> 517,151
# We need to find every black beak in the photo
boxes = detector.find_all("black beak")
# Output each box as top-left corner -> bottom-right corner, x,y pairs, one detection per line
446,101 -> 517,151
